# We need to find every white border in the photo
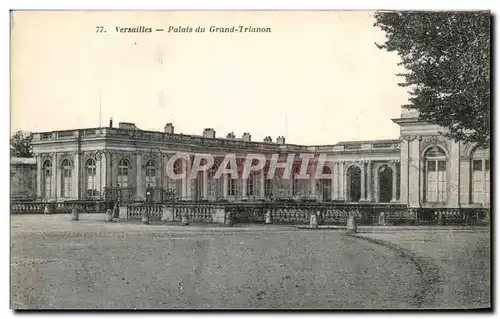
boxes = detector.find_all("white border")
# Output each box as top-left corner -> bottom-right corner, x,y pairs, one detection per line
3,1 -> 498,318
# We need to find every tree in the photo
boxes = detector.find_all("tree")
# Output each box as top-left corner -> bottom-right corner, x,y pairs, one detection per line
374,11 -> 491,147
10,130 -> 33,157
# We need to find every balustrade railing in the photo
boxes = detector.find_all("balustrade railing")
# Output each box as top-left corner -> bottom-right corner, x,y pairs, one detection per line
11,199 -> 490,227
11,200 -> 105,214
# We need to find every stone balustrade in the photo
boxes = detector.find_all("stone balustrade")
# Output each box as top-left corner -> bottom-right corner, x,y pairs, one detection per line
10,200 -> 490,226
11,201 -> 105,214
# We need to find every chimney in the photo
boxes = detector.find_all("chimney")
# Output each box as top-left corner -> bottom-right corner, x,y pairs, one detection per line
263,136 -> 273,143
203,128 -> 216,139
164,123 -> 174,134
109,117 -> 114,128
226,131 -> 235,139
242,132 -> 251,142
277,136 -> 286,145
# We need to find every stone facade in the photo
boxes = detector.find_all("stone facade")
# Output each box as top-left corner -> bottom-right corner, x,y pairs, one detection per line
29,111 -> 490,209
10,157 -> 37,200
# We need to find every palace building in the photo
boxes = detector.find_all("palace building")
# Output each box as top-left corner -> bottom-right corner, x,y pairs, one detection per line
28,108 -> 490,209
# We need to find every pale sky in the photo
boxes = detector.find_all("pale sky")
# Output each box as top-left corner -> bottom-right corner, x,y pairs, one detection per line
10,10 -> 409,145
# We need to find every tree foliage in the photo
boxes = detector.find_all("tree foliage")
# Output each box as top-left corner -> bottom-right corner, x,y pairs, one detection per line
374,11 -> 491,147
10,130 -> 33,157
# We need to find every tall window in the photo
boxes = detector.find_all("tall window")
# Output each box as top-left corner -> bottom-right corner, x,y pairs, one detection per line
292,172 -> 299,196
43,160 -> 52,198
146,160 -> 157,189
117,159 -> 129,188
166,159 -> 182,198
85,159 -> 97,197
472,148 -> 490,205
227,176 -> 236,196
195,171 -> 204,200
424,146 -> 447,203
264,177 -> 273,197
246,172 -> 255,196
61,159 -> 72,197
320,166 -> 332,201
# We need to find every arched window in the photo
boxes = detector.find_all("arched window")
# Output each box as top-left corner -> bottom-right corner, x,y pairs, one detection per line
85,159 -> 97,197
291,166 -> 300,196
166,159 -> 183,199
61,159 -> 72,197
146,160 -> 157,189
207,169 -> 222,200
117,159 -> 129,188
471,147 -> 490,205
246,172 -> 257,197
43,160 -> 52,198
346,165 -> 362,202
424,146 -> 447,203
319,166 -> 332,202
377,165 -> 393,203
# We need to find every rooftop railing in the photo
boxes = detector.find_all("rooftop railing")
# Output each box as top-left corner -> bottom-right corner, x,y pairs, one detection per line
32,128 -> 401,153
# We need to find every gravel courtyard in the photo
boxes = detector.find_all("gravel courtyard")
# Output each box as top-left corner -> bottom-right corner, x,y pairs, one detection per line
11,214 -> 428,309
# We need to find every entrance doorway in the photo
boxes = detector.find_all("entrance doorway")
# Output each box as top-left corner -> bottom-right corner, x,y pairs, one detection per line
378,165 -> 393,203
347,165 -> 362,202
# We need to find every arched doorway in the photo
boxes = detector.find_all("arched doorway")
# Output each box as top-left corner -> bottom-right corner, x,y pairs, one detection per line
347,165 -> 361,202
195,170 -> 204,200
319,166 -> 332,202
378,165 -> 393,203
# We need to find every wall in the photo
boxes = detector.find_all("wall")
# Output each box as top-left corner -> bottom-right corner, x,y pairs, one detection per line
10,161 -> 37,199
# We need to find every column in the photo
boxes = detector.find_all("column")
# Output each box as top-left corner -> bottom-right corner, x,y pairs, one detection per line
186,158 -> 193,200
374,164 -> 379,202
96,154 -> 102,197
391,161 -> 398,202
111,154 -> 118,189
181,159 -> 187,200
408,137 -> 421,208
260,170 -> 265,198
241,174 -> 247,200
136,153 -> 144,200
332,162 -> 338,200
223,174 -> 228,199
203,170 -> 208,199
340,161 -> 346,201
360,162 -> 366,200
310,178 -> 316,199
51,153 -> 57,200
448,141 -> 460,208
459,157 -> 470,205
73,152 -> 80,200
36,155 -> 42,198
400,138 -> 409,204
366,161 -> 372,201
310,158 -> 317,198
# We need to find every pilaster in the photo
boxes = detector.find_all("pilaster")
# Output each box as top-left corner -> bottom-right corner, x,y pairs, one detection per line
223,174 -> 228,199
203,170 -> 208,199
366,161 -> 372,201
448,141 -> 460,208
400,138 -> 409,204
391,160 -> 398,202
136,152 -> 144,200
260,170 -> 265,199
73,152 -> 80,200
51,153 -> 57,200
36,155 -> 42,199
408,136 -> 421,208
360,161 -> 366,200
